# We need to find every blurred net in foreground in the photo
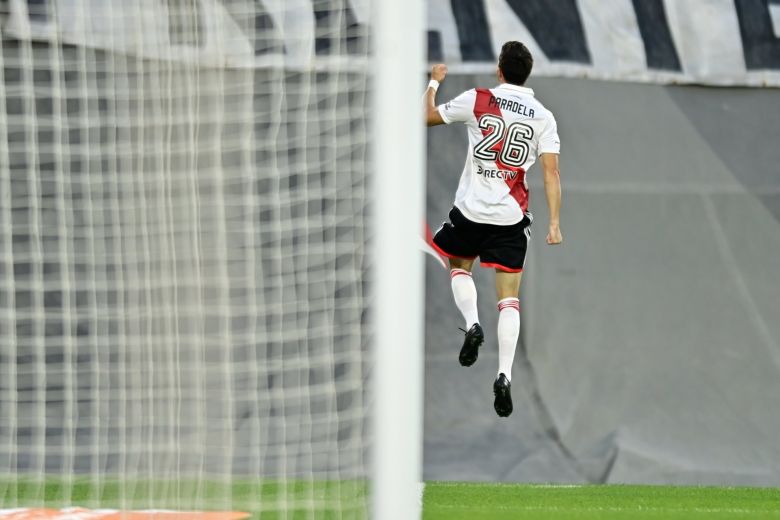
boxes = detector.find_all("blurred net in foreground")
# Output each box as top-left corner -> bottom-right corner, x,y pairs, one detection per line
0,1 -> 372,516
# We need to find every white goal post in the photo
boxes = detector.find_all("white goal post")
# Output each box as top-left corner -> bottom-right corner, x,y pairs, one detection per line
372,0 -> 425,519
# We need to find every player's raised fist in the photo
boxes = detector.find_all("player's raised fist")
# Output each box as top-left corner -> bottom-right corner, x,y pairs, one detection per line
431,64 -> 448,82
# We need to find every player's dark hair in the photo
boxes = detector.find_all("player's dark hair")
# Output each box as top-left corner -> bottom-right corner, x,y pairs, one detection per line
498,41 -> 533,85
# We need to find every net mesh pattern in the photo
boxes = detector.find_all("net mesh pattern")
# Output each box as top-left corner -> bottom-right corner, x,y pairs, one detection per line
0,0 -> 371,515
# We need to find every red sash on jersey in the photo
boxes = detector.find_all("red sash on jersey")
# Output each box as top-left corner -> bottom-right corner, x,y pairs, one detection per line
473,88 -> 529,212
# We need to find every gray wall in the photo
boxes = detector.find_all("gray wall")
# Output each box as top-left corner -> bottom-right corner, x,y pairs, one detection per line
424,74 -> 780,485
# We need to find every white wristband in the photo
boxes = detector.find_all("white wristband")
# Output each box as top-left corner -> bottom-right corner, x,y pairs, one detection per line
428,79 -> 440,92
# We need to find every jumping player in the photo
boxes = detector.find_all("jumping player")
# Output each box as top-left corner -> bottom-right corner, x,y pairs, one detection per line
425,41 -> 562,417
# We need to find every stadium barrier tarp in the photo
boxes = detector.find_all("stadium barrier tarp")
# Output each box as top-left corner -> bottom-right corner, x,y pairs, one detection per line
428,0 -> 780,86
3,0 -> 780,85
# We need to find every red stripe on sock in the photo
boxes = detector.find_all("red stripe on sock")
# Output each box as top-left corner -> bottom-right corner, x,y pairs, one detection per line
450,269 -> 472,279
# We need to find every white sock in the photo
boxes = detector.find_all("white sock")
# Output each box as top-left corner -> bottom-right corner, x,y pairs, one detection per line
497,297 -> 520,381
450,269 -> 479,329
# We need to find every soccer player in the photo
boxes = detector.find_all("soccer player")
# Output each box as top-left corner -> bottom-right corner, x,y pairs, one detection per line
425,41 -> 562,417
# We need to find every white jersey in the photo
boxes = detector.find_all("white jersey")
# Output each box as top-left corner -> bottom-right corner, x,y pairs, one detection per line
438,83 -> 560,225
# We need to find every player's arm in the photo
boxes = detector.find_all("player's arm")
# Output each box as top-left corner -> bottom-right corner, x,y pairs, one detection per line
425,64 -> 447,127
540,153 -> 563,245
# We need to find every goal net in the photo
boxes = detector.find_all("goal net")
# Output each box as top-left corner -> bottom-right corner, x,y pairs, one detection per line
0,1 -> 422,518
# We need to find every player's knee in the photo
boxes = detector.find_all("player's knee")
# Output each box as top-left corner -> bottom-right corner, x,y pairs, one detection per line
449,258 -> 474,271
495,272 -> 522,299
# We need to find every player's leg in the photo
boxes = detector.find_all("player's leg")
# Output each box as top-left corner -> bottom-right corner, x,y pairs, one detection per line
448,257 -> 478,329
478,216 -> 531,417
495,270 -> 522,381
431,208 -> 484,366
493,270 -> 522,417
448,257 -> 484,367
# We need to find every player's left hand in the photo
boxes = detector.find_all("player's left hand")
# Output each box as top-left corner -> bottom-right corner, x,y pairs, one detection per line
546,224 -> 562,245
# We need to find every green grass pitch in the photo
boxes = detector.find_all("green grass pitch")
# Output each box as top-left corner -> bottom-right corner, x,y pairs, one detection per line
3,479 -> 780,518
422,482 -> 780,519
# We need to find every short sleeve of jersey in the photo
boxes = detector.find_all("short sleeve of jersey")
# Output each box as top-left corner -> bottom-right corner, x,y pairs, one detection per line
538,112 -> 561,155
437,89 -> 476,125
